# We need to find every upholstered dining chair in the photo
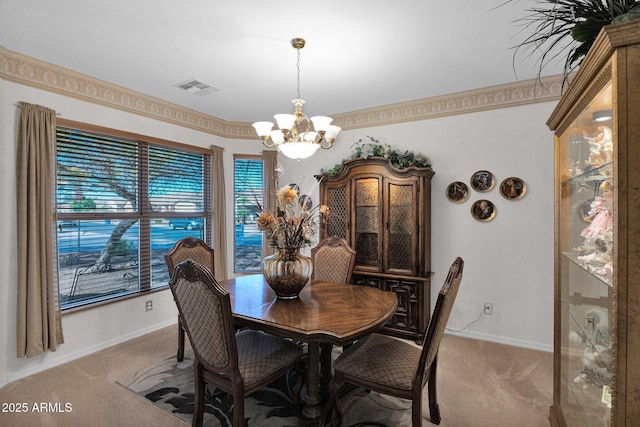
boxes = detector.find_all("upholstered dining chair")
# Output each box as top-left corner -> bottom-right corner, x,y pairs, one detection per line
327,257 -> 464,427
311,236 -> 358,380
169,260 -> 305,427
311,236 -> 356,284
165,237 -> 215,362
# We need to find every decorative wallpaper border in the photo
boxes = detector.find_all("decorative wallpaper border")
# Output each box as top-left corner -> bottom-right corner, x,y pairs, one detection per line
1,45 -> 562,138
332,76 -> 563,130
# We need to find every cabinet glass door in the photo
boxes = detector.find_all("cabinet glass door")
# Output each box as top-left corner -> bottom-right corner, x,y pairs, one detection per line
387,180 -> 417,274
323,183 -> 349,239
355,177 -> 381,270
557,82 -> 613,425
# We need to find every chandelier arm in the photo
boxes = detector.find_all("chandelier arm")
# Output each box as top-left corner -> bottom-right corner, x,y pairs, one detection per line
261,137 -> 277,148
319,138 -> 334,149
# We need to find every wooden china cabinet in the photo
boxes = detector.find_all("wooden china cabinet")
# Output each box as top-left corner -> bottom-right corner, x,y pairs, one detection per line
316,157 -> 434,342
547,21 -> 640,426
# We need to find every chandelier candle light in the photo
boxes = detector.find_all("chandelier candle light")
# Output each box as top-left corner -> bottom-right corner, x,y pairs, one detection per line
252,38 -> 341,160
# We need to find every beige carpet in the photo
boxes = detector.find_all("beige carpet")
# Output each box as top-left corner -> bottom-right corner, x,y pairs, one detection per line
0,326 -> 552,426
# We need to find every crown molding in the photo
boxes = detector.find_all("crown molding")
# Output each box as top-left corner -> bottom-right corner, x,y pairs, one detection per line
332,76 -> 563,130
1,45 -> 562,138
0,45 -> 250,139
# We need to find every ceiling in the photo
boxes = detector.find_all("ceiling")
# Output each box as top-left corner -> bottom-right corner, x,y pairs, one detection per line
1,0 -> 563,124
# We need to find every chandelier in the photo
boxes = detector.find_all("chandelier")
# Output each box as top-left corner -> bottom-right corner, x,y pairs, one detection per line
252,38 -> 341,160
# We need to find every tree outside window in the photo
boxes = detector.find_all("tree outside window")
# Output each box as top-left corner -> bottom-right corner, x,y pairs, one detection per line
56,125 -> 211,309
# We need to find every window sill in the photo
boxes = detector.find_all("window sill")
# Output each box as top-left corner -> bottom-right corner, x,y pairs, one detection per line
61,285 -> 170,315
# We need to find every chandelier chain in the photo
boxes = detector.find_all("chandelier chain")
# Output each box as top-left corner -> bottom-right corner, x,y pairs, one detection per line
296,47 -> 301,100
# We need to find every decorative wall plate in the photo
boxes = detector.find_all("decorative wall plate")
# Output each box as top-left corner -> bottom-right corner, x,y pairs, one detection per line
470,170 -> 495,192
446,181 -> 470,203
499,177 -> 526,200
471,199 -> 496,222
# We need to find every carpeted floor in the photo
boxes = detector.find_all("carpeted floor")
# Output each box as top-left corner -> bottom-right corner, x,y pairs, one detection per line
117,347 -> 412,427
118,349 -> 304,426
0,325 -> 553,426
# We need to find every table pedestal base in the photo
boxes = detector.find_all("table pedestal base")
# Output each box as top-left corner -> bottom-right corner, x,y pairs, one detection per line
302,342 -> 323,423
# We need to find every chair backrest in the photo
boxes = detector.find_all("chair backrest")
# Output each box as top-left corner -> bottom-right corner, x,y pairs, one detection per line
165,237 -> 215,278
311,236 -> 357,284
169,259 -> 237,374
418,257 -> 464,377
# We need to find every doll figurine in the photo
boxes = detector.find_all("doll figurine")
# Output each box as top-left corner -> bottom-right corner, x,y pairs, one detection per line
581,181 -> 613,245
578,238 -> 611,267
583,126 -> 613,167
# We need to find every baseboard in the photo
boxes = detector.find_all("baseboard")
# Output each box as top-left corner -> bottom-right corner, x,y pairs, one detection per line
0,319 -> 177,388
1,322 -> 550,389
445,329 -> 553,353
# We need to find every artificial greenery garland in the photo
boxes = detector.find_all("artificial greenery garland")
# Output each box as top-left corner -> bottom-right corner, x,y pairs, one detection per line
321,136 -> 432,175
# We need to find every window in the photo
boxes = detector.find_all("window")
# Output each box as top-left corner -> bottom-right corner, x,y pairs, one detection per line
234,156 -> 264,273
56,123 -> 212,309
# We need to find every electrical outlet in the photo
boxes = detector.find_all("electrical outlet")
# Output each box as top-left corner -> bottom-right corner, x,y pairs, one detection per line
483,302 -> 493,315
145,300 -> 153,312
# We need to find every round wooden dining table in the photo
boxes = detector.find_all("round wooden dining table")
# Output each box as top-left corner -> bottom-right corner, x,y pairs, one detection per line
219,274 -> 398,425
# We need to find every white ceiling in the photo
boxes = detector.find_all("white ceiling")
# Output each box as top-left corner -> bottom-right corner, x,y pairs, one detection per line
1,0 -> 563,124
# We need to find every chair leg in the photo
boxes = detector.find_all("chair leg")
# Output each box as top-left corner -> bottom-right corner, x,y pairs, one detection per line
427,357 -> 441,425
233,390 -> 244,427
193,362 -> 205,427
177,316 -> 185,362
412,392 -> 423,427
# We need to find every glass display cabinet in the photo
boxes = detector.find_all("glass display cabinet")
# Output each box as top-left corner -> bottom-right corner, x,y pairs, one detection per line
316,157 -> 434,342
547,20 -> 640,426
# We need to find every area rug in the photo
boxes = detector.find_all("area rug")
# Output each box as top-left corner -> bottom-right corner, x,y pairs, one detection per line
117,349 -> 411,426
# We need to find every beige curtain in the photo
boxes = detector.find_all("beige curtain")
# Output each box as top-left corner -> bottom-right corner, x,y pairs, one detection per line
16,102 -> 64,358
262,150 -> 278,256
211,145 -> 228,280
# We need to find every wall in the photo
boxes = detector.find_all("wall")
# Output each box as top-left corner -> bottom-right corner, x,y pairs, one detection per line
0,79 -> 260,386
281,101 -> 556,350
0,76 -> 557,388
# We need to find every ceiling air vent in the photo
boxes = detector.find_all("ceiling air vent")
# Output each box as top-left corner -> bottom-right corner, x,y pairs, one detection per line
175,79 -> 218,96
